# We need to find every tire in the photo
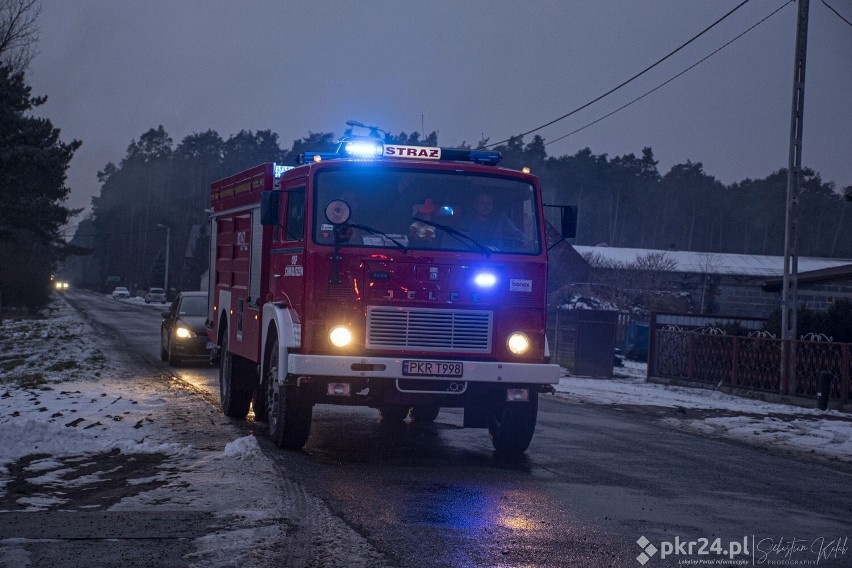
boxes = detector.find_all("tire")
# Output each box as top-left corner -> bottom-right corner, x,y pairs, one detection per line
167,341 -> 181,367
379,405 -> 410,422
219,331 -> 252,418
252,383 -> 267,421
410,405 -> 440,423
160,337 -> 168,362
265,335 -> 312,449
488,390 -> 539,455
251,333 -> 271,421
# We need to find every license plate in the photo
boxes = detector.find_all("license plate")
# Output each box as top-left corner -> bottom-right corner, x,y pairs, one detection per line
205,341 -> 214,350
402,360 -> 463,377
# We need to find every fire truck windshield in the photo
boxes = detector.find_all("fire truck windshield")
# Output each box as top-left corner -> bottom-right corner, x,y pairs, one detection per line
314,169 -> 541,254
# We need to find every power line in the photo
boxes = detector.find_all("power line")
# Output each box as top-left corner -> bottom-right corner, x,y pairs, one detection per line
822,0 -> 852,27
483,0 -> 753,148
546,0 -> 794,147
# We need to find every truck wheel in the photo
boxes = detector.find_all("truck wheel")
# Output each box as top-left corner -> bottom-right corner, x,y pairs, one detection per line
265,339 -> 312,449
251,386 -> 267,422
379,405 -> 410,422
219,331 -> 252,418
410,405 -> 440,423
488,390 -> 538,455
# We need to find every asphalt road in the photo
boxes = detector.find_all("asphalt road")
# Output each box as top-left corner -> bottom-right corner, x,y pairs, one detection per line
63,289 -> 852,567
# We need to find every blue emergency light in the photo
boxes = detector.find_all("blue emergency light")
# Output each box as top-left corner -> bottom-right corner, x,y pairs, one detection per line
474,272 -> 497,288
297,136 -> 502,166
343,139 -> 384,158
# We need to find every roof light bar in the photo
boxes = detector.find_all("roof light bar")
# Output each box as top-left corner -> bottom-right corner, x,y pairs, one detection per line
296,137 -> 503,166
300,151 -> 338,164
441,149 -> 502,166
343,139 -> 384,158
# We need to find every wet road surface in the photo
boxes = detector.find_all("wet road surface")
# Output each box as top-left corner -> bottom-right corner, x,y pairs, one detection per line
64,289 -> 852,567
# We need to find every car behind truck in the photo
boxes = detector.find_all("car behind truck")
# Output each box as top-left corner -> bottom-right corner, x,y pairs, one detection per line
207,137 -> 572,454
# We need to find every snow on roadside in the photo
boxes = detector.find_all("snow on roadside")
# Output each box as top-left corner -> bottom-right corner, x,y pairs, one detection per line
0,299 -> 181,476
0,296 -> 390,567
557,360 -> 852,465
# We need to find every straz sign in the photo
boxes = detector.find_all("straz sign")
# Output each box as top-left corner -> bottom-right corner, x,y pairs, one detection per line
384,145 -> 441,160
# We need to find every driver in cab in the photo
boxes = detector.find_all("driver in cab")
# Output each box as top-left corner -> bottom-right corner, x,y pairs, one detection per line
462,190 -> 528,250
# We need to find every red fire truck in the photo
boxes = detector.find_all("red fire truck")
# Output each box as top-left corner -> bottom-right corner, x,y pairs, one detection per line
207,137 -> 572,454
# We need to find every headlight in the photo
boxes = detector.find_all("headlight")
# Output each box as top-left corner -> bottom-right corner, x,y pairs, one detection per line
507,332 -> 530,355
62,282 -> 69,289
55,282 -> 63,290
175,327 -> 196,339
329,325 -> 353,348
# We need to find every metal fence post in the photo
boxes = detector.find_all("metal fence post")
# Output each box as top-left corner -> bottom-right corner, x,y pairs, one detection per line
687,333 -> 695,381
781,339 -> 791,395
817,371 -> 831,411
842,344 -> 850,404
647,313 -> 657,379
731,336 -> 739,387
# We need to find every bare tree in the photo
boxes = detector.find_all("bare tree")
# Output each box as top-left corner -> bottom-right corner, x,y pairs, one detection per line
695,252 -> 721,313
580,250 -> 626,271
577,250 -> 682,313
0,0 -> 39,73
630,251 -> 678,292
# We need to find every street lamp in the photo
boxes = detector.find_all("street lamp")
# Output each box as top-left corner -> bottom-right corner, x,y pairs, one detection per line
157,223 -> 170,295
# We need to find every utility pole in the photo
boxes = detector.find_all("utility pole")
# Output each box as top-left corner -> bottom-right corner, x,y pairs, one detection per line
781,0 -> 810,343
157,223 -> 170,295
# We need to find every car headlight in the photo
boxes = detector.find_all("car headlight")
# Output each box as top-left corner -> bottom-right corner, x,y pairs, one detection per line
507,332 -> 530,355
329,325 -> 353,348
175,326 -> 196,339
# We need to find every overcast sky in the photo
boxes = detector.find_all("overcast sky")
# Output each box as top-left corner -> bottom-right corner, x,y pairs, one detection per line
27,0 -> 852,229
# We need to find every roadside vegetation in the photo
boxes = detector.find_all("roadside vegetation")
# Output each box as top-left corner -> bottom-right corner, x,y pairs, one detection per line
0,0 -> 82,310
64,126 -> 852,300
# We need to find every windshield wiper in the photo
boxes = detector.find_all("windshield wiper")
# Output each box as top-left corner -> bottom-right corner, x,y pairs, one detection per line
412,217 -> 491,256
346,223 -> 409,252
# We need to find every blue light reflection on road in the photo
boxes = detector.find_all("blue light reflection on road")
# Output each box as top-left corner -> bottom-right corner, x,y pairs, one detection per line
404,483 -> 492,531
402,482 -> 546,566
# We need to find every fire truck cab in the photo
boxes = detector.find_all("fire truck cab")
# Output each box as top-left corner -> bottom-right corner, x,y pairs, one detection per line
207,137 -> 567,454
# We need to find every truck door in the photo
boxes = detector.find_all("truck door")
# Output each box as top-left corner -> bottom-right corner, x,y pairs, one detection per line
271,188 -> 306,315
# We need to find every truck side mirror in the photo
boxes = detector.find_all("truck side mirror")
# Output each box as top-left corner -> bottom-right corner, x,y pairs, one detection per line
561,206 -> 577,239
260,191 -> 279,226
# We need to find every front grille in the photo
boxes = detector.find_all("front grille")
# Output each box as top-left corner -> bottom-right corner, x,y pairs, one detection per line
367,306 -> 492,353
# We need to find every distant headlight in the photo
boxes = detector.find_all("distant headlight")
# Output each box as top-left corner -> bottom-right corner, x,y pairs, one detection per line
175,326 -> 196,339
62,282 -> 69,289
507,332 -> 530,355
329,325 -> 353,348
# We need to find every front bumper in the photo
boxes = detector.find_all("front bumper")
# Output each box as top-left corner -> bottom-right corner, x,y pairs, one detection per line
287,354 -> 562,384
172,337 -> 212,359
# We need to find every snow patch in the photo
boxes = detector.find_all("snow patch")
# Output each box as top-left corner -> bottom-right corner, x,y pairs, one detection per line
222,435 -> 263,460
